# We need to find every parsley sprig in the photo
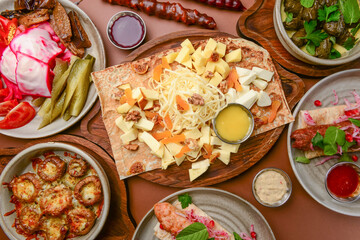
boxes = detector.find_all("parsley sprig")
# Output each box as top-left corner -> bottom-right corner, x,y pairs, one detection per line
300,20 -> 328,55
318,4 -> 341,22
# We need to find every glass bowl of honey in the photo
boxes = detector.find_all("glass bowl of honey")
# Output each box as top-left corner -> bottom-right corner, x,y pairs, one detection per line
107,11 -> 146,50
325,162 -> 360,203
212,103 -> 254,145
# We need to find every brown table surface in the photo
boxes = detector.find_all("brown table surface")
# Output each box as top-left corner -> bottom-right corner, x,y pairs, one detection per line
2,0 -> 360,239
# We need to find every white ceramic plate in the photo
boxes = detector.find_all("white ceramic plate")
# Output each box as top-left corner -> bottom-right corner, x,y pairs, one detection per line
0,142 -> 111,240
287,69 -> 360,216
0,0 -> 105,139
132,187 -> 275,240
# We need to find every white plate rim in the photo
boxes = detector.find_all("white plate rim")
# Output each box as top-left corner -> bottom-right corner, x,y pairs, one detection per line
0,0 -> 106,139
287,68 -> 360,216
132,187 -> 276,240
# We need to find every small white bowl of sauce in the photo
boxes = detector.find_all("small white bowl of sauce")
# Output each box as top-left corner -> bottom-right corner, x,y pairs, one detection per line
252,168 -> 292,207
212,103 -> 254,144
107,11 -> 146,50
325,162 -> 360,203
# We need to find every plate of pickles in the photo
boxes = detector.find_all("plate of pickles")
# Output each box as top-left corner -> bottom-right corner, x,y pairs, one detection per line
0,0 -> 106,139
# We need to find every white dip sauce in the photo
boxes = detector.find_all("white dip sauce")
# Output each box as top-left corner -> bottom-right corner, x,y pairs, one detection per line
254,170 -> 287,204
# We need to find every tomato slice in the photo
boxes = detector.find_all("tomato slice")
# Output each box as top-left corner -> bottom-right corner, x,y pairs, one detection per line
0,99 -> 18,116
0,88 -> 10,102
0,102 -> 36,129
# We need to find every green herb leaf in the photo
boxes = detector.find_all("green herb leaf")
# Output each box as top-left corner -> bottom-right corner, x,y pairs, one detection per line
178,193 -> 192,209
286,12 -> 294,23
301,0 -> 315,8
176,222 -> 209,240
343,140 -> 356,152
312,132 -> 325,149
323,126 -> 346,155
296,156 -> 311,164
343,37 -> 356,50
339,153 -> 352,162
339,0 -> 360,24
208,238 -> 215,240
330,48 -> 341,59
351,23 -> 360,35
304,20 -> 317,34
306,41 -> 316,55
318,4 -> 341,22
234,232 -> 244,240
349,118 -> 360,126
301,21 -> 328,46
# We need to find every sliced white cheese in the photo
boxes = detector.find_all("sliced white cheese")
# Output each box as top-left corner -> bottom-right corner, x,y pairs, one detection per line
199,125 -> 211,145
138,131 -> 162,153
252,67 -> 274,82
189,167 -> 208,182
257,90 -> 272,107
141,89 -> 159,100
175,155 -> 186,166
220,142 -> 240,153
236,67 -> 252,77
134,118 -> 155,131
175,46 -> 191,63
192,159 -> 210,169
166,52 -> 179,64
191,47 -> 202,61
116,103 -> 132,114
144,100 -> 154,110
182,58 -> 193,69
161,147 -> 175,169
115,115 -> 134,132
186,149 -> 201,158
225,48 -> 242,63
235,89 -> 258,109
120,128 -> 138,144
165,143 -> 183,156
118,83 -> 131,90
132,87 -> 144,101
183,128 -> 202,139
209,72 -> 223,87
225,88 -> 238,103
215,42 -> 226,57
213,150 -> 231,165
152,145 -> 164,158
210,136 -> 223,146
237,85 -> 250,98
181,39 -> 195,53
252,79 -> 268,90
238,71 -> 256,85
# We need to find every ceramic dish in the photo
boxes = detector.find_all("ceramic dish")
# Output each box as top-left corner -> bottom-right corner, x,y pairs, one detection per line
252,168 -> 292,207
273,0 -> 360,66
0,0 -> 106,139
287,69 -> 360,216
0,142 -> 111,240
132,187 -> 275,240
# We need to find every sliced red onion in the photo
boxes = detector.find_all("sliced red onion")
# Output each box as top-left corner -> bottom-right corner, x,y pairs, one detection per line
344,98 -> 351,108
315,155 -> 340,166
303,111 -> 316,126
340,125 -> 351,131
334,115 -> 349,124
352,124 -> 360,138
337,145 -> 343,155
351,90 -> 360,106
240,233 -> 253,240
310,143 -> 314,151
331,89 -> 339,105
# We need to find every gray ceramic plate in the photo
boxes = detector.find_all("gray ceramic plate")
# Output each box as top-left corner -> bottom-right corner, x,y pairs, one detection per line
287,69 -> 360,216
0,0 -> 105,139
0,142 -> 111,240
132,187 -> 275,240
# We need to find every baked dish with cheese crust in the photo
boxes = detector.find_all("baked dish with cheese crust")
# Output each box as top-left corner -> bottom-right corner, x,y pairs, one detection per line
4,151 -> 104,240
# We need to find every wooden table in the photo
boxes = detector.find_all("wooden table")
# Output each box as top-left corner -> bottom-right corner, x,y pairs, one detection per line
1,0 -> 360,239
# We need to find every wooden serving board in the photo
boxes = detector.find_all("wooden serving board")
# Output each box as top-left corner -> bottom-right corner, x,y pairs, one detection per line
237,0 -> 360,77
0,135 -> 135,240
80,30 -> 305,188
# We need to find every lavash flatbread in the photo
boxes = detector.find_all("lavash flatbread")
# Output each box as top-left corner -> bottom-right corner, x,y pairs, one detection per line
153,200 -> 234,240
91,37 -> 294,180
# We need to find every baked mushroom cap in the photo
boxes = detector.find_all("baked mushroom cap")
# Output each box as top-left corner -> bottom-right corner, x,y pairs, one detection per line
67,158 -> 88,177
74,176 -> 102,206
19,205 -> 42,234
68,207 -> 96,236
39,185 -> 72,216
37,155 -> 67,182
40,215 -> 69,240
10,173 -> 42,203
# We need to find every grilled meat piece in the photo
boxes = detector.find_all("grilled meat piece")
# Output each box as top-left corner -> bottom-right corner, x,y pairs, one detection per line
68,11 -> 92,48
291,28 -> 307,47
52,1 -> 72,42
18,8 -> 49,27
14,0 -> 56,10
0,9 -> 30,19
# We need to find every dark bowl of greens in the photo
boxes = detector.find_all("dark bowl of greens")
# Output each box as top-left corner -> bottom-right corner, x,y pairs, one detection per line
274,0 -> 360,65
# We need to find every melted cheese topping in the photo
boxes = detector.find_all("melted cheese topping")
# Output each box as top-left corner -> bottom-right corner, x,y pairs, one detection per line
150,67 -> 226,134
80,183 -> 97,201
16,180 -> 35,200
43,162 -> 57,178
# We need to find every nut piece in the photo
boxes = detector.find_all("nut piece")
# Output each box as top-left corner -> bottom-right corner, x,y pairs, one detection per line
123,143 -> 139,151
188,93 -> 205,106
210,52 -> 220,62
185,138 -> 199,151
204,71 -> 214,79
125,110 -> 142,122
218,80 -> 228,94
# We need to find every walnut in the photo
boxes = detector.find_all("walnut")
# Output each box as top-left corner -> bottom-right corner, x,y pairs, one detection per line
111,89 -> 124,100
125,110 -> 141,122
210,52 -> 220,62
188,94 -> 205,106
123,144 -> 139,151
204,71 -> 214,79
185,138 -> 199,151
128,162 -> 145,175
218,80 -> 228,94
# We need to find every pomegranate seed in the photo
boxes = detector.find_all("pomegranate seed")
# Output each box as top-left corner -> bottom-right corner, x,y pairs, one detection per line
314,100 -> 322,107
159,224 -> 164,230
352,155 -> 358,162
208,220 -> 215,228
251,231 -> 257,239
346,134 -> 353,142
345,109 -> 359,116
